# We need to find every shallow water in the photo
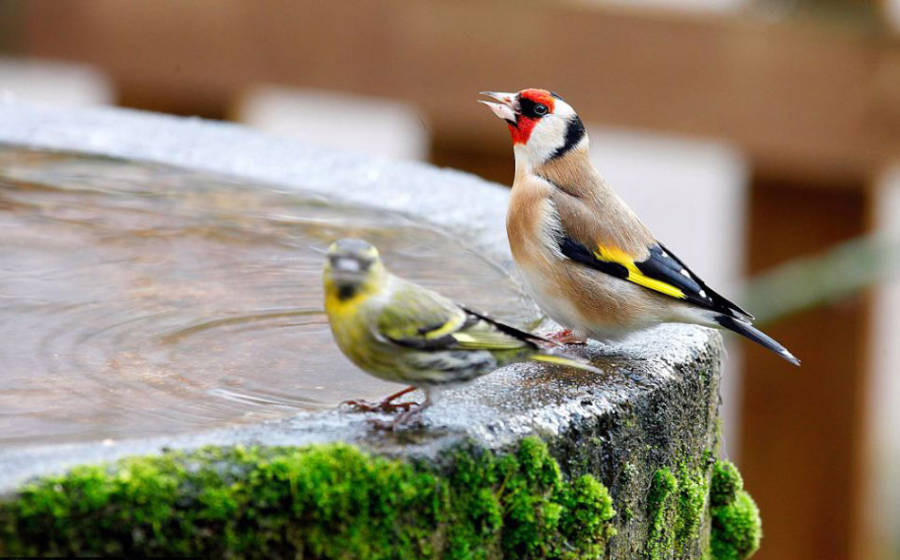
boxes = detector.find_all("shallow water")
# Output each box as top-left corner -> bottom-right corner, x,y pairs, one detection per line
0,147 -> 533,447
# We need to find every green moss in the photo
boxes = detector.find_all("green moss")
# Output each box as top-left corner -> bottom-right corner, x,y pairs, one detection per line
709,460 -> 740,507
709,460 -> 761,560
646,468 -> 677,559
676,463 -> 708,546
0,437 -> 616,559
644,458 -> 760,560
644,462 -> 710,560
557,475 -> 617,557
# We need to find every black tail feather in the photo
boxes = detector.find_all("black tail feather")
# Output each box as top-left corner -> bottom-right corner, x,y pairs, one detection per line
459,306 -> 553,349
715,315 -> 800,366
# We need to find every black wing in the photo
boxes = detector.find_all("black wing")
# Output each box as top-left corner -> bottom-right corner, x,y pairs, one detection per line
559,235 -> 753,320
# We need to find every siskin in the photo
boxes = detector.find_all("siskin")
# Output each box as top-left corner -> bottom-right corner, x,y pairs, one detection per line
322,238 -> 600,428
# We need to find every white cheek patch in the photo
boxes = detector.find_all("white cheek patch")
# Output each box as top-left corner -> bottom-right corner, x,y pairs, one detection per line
553,101 -> 576,120
525,117 -> 570,163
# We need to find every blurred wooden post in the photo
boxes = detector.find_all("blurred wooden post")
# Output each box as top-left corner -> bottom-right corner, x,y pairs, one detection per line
741,174 -> 872,560
866,166 -> 900,558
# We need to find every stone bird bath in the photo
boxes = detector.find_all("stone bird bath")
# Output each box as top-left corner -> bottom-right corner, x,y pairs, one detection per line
0,100 -> 758,559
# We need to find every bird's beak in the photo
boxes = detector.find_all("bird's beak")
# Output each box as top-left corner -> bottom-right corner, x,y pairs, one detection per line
478,91 -> 518,124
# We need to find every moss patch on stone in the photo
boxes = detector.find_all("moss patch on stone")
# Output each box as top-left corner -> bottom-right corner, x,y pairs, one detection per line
645,462 -> 710,560
708,460 -> 761,560
642,458 -> 761,560
647,467 -> 677,556
0,436 -> 616,559
709,460 -> 740,508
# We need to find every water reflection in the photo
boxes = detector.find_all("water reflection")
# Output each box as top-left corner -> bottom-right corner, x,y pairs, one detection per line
0,147 -> 533,446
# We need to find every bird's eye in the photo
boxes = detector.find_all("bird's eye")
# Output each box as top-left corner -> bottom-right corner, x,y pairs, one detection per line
534,104 -> 548,116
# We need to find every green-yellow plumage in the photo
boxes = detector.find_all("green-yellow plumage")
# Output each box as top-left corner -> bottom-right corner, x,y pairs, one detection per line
322,238 -> 599,426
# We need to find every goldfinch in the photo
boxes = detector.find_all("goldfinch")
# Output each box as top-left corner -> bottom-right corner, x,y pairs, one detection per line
479,89 -> 799,366
322,238 -> 601,428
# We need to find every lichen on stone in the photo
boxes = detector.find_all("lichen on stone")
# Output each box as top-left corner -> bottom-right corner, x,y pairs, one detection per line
0,436 -> 616,559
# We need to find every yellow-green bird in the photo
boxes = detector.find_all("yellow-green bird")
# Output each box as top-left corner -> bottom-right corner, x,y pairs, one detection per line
322,238 -> 600,428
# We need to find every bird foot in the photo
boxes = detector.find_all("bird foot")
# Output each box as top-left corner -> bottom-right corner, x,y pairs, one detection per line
340,385 -> 419,414
547,329 -> 588,345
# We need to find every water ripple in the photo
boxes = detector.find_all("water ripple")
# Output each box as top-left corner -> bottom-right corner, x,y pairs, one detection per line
0,148 -> 533,447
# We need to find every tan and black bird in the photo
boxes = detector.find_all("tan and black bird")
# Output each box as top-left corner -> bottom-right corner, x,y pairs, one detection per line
479,89 -> 799,365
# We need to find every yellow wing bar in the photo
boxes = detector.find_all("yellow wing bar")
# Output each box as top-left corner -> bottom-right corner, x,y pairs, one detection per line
423,311 -> 466,339
594,246 -> 686,299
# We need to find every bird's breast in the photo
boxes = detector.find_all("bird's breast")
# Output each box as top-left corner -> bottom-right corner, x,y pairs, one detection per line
506,185 -> 558,266
506,186 -> 669,338
507,188 -> 588,331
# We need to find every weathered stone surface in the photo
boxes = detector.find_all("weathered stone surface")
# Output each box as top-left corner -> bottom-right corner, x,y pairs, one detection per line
0,101 -> 743,558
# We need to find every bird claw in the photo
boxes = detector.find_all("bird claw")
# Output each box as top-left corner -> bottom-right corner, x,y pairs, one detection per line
340,386 -> 432,431
547,329 -> 587,345
340,385 -> 419,414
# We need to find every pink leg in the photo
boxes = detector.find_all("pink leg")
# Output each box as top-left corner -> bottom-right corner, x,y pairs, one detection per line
548,329 -> 588,345
341,385 -> 418,413
368,389 -> 433,431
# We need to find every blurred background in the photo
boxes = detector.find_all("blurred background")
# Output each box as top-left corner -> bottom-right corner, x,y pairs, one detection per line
0,1 -> 898,558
